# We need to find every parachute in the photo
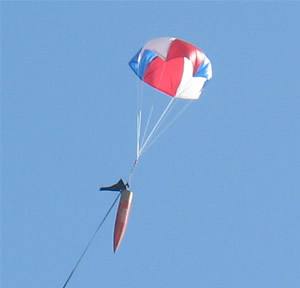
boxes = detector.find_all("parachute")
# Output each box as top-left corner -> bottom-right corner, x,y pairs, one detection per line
129,37 -> 212,100
128,37 -> 213,183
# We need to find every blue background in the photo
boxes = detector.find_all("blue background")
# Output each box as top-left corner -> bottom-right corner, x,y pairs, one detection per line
2,2 -> 300,288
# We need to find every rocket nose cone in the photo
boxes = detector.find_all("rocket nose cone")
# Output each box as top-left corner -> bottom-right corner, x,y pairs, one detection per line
113,240 -> 119,253
112,190 -> 134,253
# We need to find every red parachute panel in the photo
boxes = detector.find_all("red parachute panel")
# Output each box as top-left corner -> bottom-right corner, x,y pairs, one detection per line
143,56 -> 184,97
166,39 -> 205,75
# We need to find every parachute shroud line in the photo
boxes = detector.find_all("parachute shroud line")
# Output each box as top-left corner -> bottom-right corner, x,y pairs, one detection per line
139,99 -> 193,156
139,97 -> 175,156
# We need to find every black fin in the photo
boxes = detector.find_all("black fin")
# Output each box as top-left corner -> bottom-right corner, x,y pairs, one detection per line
100,179 -> 126,192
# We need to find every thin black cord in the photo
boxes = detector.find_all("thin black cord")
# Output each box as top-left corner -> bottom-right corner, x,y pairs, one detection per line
62,193 -> 121,288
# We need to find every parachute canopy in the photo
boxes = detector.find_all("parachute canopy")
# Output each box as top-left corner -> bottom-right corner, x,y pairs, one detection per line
129,37 -> 212,100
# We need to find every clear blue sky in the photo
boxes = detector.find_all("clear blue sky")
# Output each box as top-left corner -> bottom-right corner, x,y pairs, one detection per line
2,2 -> 300,288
